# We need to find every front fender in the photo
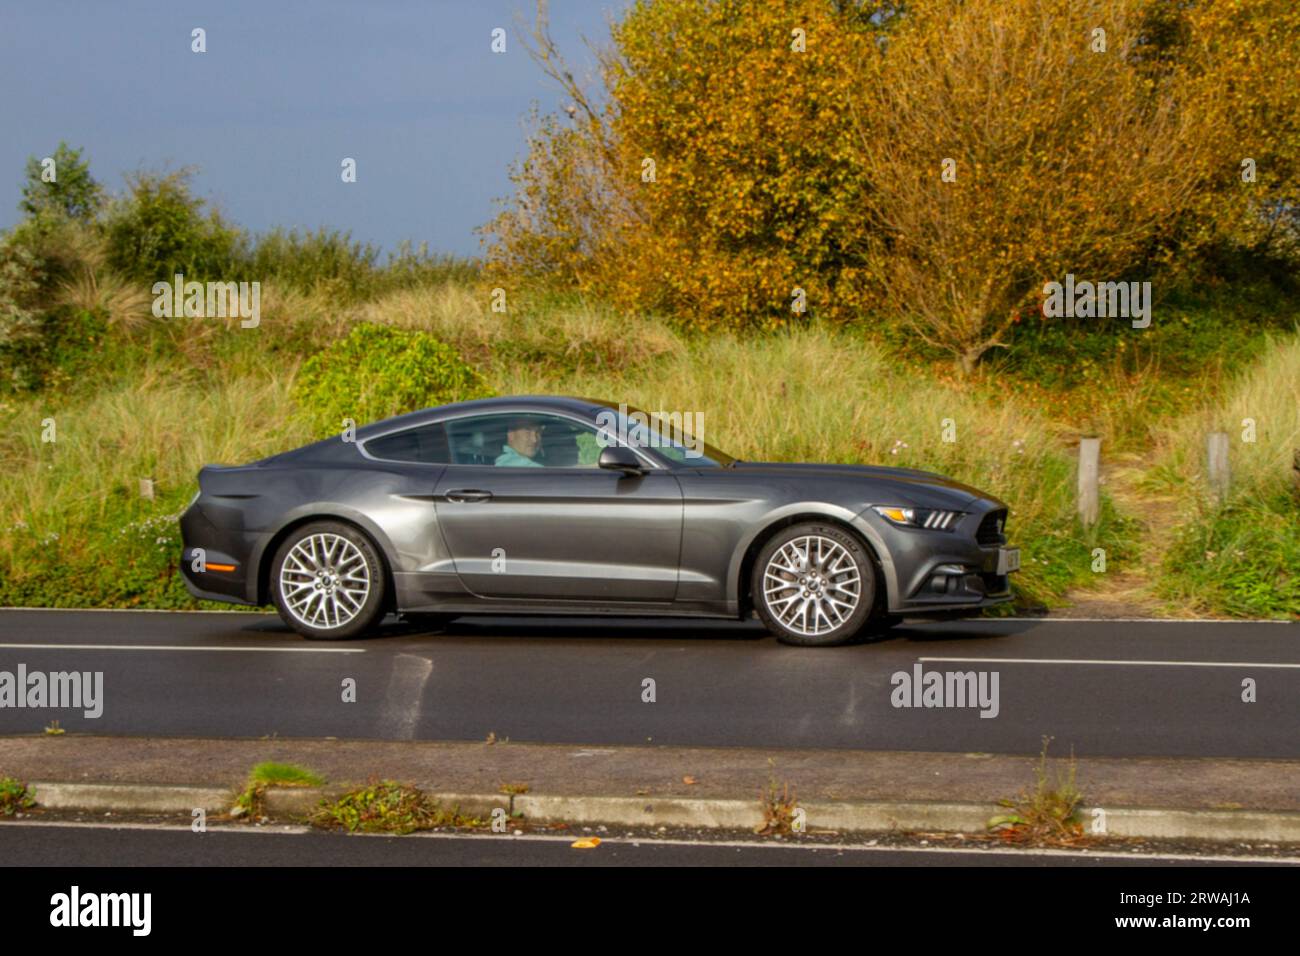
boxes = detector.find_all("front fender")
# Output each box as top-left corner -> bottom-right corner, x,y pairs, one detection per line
724,503 -> 900,612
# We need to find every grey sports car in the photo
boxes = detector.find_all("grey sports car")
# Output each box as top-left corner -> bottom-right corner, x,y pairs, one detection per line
179,396 -> 1019,646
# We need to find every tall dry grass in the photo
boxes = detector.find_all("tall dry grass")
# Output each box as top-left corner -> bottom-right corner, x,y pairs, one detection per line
1147,335 -> 1300,499
1145,334 -> 1300,617
0,282 -> 1131,608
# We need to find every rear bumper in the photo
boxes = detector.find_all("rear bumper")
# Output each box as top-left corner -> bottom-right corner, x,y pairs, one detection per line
178,501 -> 262,605
179,565 -> 257,606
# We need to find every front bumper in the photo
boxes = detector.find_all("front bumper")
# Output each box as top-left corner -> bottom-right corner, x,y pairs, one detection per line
893,567 -> 1013,614
857,503 -> 1017,614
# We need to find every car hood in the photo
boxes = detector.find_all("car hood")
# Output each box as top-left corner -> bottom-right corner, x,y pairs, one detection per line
726,461 -> 996,507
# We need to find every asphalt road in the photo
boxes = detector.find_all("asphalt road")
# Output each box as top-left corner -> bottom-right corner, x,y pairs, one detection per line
0,610 -> 1296,757
2,821 -> 1285,867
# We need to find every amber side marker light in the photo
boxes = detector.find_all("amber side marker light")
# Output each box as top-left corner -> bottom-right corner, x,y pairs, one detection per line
206,564 -> 237,572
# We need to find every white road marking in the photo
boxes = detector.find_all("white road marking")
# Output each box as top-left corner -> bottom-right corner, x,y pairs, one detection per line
0,820 -> 314,834
0,607 -> 270,614
0,643 -> 362,654
4,819 -> 1296,864
988,617 -> 1293,624
920,656 -> 1300,669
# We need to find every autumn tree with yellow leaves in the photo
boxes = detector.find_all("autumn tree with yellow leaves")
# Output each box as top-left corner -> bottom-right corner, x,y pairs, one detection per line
487,0 -> 889,328
485,0 -> 1300,369
847,0 -> 1212,371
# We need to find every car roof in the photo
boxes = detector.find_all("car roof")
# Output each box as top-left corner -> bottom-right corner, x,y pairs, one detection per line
259,397 -> 623,466
351,395 -> 612,441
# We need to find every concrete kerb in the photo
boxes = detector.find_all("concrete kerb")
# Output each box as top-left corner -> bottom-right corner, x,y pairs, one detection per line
30,781 -> 233,814
24,781 -> 1300,843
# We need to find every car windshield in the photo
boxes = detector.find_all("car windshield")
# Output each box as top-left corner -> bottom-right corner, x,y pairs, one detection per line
589,401 -> 737,468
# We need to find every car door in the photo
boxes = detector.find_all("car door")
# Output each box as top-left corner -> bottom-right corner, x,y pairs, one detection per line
431,411 -> 683,602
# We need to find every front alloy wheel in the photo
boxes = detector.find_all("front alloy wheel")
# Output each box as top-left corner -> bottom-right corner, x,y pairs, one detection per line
271,521 -> 386,639
752,523 -> 876,646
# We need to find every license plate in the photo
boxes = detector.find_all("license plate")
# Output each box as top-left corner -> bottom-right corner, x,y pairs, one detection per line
997,548 -> 1020,574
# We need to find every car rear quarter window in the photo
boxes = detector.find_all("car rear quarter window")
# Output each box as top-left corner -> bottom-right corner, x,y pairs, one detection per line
364,423 -> 451,464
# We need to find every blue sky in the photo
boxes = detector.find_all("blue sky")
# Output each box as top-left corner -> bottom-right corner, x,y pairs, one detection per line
0,0 -> 629,256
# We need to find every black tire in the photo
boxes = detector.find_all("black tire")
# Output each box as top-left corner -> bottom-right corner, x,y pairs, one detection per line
270,521 -> 387,639
751,522 -> 877,647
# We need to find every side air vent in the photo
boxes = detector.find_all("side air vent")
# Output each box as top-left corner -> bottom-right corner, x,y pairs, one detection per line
976,509 -> 1007,545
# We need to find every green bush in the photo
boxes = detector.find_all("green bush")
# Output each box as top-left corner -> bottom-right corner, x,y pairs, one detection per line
248,229 -> 478,302
102,169 -> 245,283
1161,494 -> 1300,618
0,223 -> 111,393
249,227 -> 380,299
310,780 -> 485,834
0,777 -> 36,816
0,493 -> 202,609
292,322 -> 492,436
0,235 -> 45,391
20,142 -> 104,222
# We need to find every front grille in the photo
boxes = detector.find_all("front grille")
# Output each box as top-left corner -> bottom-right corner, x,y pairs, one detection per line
976,509 -> 1007,545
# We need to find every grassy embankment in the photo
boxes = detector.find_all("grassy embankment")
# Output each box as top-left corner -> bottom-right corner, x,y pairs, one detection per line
1,277 -> 1295,618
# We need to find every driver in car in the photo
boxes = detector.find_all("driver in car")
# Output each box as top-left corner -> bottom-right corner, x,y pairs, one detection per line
495,417 -> 544,467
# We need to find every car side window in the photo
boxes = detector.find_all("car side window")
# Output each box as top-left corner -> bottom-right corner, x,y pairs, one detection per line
364,423 -> 450,464
444,413 -> 606,468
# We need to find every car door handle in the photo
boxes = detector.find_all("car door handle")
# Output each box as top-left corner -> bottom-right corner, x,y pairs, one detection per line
443,489 -> 493,503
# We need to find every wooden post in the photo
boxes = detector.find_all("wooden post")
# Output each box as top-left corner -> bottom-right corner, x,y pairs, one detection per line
1206,432 -> 1230,501
1078,437 -> 1100,527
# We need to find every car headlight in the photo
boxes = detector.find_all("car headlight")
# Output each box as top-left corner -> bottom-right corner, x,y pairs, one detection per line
872,505 -> 964,530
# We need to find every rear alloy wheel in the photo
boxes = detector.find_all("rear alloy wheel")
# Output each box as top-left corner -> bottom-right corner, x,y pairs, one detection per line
271,521 -> 387,639
752,523 -> 876,646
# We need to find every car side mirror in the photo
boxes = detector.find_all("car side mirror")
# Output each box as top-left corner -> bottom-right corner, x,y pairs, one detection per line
598,446 -> 645,475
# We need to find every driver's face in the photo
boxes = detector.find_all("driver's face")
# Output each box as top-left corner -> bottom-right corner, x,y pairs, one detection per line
508,424 -> 542,458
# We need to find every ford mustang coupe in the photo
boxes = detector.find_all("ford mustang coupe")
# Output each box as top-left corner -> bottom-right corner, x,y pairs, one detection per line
179,396 -> 1019,646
